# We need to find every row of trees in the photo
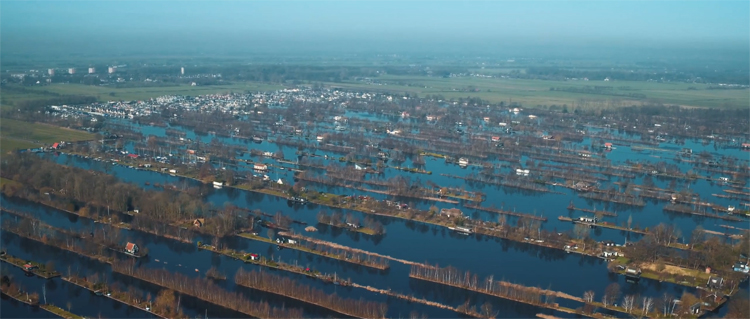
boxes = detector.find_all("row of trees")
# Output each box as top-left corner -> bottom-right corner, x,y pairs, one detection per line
282,233 -> 390,269
409,263 -> 558,307
316,210 -> 385,235
111,260 -> 302,319
234,268 -> 387,319
66,273 -> 186,318
3,215 -> 118,264
1,154 -> 249,238
623,221 -> 749,270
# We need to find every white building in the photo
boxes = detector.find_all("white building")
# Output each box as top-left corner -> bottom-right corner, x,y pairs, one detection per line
68,68 -> 75,75
48,69 -> 55,76
88,67 -> 96,74
181,67 -> 185,75
108,66 -> 116,74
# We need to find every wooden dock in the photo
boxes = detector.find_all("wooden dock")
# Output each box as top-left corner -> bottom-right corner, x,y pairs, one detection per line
663,205 -> 743,222
465,204 -> 547,221
558,216 -> 647,235
566,204 -> 617,217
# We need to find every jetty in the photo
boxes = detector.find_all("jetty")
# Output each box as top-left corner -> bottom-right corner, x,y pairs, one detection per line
238,232 -> 390,270
465,204 -> 547,221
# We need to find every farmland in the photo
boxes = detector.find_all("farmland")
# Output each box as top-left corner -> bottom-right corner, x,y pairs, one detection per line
0,119 -> 94,151
325,74 -> 749,109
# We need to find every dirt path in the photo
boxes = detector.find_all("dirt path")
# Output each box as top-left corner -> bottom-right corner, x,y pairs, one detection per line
279,232 -> 428,266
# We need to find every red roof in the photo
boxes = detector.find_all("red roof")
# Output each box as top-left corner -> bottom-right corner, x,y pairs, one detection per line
250,254 -> 259,257
24,264 -> 34,269
125,242 -> 136,251
52,143 -> 59,149
127,154 -> 138,158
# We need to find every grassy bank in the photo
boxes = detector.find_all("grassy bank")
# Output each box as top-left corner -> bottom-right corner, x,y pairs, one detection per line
0,119 -> 94,151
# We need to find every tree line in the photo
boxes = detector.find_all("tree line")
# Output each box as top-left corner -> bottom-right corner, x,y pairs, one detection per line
234,268 -> 387,319
111,260 -> 302,319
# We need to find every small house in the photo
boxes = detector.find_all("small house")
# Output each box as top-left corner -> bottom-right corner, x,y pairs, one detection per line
516,168 -> 530,176
249,254 -> 259,261
578,216 -> 597,223
601,251 -> 619,258
193,218 -> 205,227
23,264 -> 37,271
604,143 -> 612,150
741,143 -> 750,149
440,208 -> 464,219
625,267 -> 641,279
346,222 -> 360,229
254,164 -> 268,171
707,276 -> 724,290
733,261 -> 749,273
125,242 -> 139,255
276,238 -> 296,245
453,226 -> 473,234
601,240 -> 616,247
689,303 -> 702,315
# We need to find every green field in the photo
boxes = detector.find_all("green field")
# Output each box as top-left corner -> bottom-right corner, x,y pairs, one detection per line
0,137 -> 41,153
325,75 -> 749,109
1,119 -> 94,152
2,76 -> 746,113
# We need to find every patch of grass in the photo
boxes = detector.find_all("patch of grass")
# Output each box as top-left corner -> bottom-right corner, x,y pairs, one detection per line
0,177 -> 22,188
40,304 -> 84,319
323,75 -> 749,109
0,119 -> 94,145
0,137 -> 41,153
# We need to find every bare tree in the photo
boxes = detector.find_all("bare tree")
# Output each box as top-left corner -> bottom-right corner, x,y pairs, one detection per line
583,290 -> 595,303
623,295 -> 635,313
602,282 -> 620,307
641,296 -> 653,317
660,292 -> 673,316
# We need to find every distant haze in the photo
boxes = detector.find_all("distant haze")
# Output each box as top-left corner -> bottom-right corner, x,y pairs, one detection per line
2,0 -> 748,61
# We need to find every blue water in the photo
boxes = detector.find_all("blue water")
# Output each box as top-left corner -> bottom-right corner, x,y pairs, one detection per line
6,114 -> 748,318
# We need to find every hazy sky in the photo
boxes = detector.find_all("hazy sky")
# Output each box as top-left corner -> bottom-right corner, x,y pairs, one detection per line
2,1 -> 748,58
